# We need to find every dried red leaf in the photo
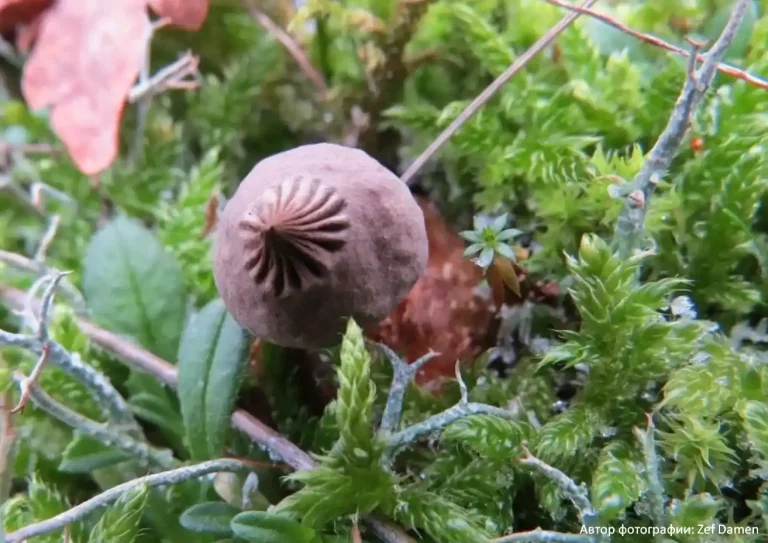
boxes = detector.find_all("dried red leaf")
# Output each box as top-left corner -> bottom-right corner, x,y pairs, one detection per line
0,0 -> 51,34
21,0 -> 151,174
15,14 -> 42,53
148,0 -> 209,31
366,196 -> 497,388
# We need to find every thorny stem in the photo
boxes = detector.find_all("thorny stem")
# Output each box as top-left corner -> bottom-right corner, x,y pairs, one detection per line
399,0 -> 600,185
10,371 -> 173,470
612,0 -> 752,258
3,458 -> 253,543
385,362 -> 515,453
494,529 -> 594,543
542,0 -> 768,91
373,342 -> 438,436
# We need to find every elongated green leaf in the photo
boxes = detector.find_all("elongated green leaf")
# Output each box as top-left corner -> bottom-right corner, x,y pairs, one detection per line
178,298 -> 250,459
179,502 -> 239,536
89,483 -> 149,543
59,434 -> 131,473
230,511 -> 315,543
82,215 -> 187,360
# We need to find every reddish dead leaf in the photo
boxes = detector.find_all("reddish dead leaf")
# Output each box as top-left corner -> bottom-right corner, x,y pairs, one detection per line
0,0 -> 51,34
15,15 -> 42,53
489,255 -> 522,301
366,196 -> 497,388
148,0 -> 209,31
21,0 -> 151,174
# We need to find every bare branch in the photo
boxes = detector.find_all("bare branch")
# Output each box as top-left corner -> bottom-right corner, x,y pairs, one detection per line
10,271 -> 69,413
612,0 -> 752,257
385,363 -> 515,453
399,0 -> 600,185
373,341 -> 439,436
542,0 -> 768,91
127,52 -> 201,103
4,458 -> 253,543
242,0 -> 328,96
10,371 -> 173,469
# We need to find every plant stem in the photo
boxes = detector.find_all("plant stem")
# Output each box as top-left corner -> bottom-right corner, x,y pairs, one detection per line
0,330 -> 137,427
3,458 -> 253,543
385,363 -> 514,453
541,0 -> 768,91
399,0 -> 600,185
374,342 -> 438,436
11,372 -> 173,470
612,0 -> 752,257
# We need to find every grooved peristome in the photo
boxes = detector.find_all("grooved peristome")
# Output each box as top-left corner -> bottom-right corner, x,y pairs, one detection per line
238,176 -> 350,296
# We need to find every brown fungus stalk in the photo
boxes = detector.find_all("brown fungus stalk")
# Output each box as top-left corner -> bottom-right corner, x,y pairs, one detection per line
213,143 -> 428,349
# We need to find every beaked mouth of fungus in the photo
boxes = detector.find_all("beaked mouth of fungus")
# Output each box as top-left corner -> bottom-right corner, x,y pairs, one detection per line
238,176 -> 351,296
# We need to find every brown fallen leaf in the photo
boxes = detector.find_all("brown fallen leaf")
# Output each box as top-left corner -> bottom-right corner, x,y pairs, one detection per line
366,196 -> 498,389
148,0 -> 209,31
21,0 -> 151,175
0,0 -> 51,34
486,254 -> 522,309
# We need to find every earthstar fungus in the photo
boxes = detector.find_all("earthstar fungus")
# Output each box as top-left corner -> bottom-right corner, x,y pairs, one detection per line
212,143 -> 429,349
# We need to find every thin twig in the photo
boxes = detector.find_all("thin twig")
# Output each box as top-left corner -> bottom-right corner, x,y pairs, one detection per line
519,446 -> 594,518
128,52 -> 201,103
373,342 -> 438,436
494,529 -> 594,543
399,0 -> 600,185
542,0 -> 768,91
385,362 -> 515,453
0,286 -> 413,543
612,0 -> 752,257
242,0 -> 328,96
0,330 -> 137,426
11,271 -> 69,413
0,251 -> 85,314
33,215 -> 60,263
10,371 -> 173,469
4,458 -> 253,543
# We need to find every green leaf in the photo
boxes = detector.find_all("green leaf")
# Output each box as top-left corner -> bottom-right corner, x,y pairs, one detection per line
477,247 -> 494,269
89,483 -> 149,543
59,434 -> 131,473
591,441 -> 644,521
179,502 -> 240,536
334,319 -> 378,464
670,493 -> 722,529
230,511 -> 316,543
177,298 -> 250,460
82,215 -> 187,360
442,415 -> 532,461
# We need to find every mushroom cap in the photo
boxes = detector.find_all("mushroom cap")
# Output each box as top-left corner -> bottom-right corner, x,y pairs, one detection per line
212,143 -> 429,349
